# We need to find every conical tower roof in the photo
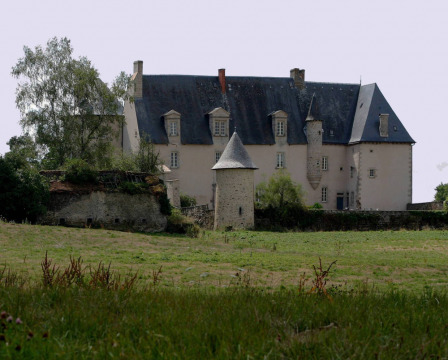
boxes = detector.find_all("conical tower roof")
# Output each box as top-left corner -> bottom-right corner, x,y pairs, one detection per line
306,93 -> 322,121
212,131 -> 258,170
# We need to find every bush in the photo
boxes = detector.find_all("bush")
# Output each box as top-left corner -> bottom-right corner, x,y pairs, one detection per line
0,156 -> 49,223
166,208 -> 199,236
63,159 -> 98,184
180,193 -> 197,208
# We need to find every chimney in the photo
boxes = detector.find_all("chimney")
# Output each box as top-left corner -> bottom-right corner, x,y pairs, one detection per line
379,114 -> 389,137
132,60 -> 143,98
218,68 -> 226,94
290,68 -> 305,90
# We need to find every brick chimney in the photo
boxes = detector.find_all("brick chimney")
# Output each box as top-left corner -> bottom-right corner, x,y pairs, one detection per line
290,68 -> 305,90
218,68 -> 226,94
132,60 -> 143,98
379,114 -> 389,137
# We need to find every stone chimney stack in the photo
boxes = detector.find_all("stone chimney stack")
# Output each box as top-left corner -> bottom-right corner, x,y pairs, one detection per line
132,60 -> 143,98
290,68 -> 306,90
379,113 -> 389,137
218,68 -> 226,94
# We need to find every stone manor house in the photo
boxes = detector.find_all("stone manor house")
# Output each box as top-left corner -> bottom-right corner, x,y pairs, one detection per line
120,61 -> 415,210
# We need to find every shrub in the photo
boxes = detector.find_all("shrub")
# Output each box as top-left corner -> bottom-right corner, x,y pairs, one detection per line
63,159 -> 98,184
180,193 -> 197,208
166,208 -> 198,236
0,156 -> 49,223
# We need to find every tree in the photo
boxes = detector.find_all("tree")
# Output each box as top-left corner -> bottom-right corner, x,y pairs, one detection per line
256,170 -> 305,208
11,37 -> 131,169
5,134 -> 41,170
434,183 -> 448,202
0,156 -> 49,223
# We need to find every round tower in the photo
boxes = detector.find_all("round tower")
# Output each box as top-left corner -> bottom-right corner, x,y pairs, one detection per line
212,131 -> 258,230
306,94 -> 323,190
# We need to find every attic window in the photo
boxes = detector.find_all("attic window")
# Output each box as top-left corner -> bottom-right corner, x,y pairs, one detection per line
214,120 -> 227,136
276,121 -> 285,136
169,121 -> 178,136
393,125 -> 398,132
329,130 -> 334,136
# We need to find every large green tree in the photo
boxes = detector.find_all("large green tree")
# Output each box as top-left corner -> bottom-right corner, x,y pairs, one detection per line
256,170 -> 305,209
434,183 -> 448,202
11,37 -> 131,169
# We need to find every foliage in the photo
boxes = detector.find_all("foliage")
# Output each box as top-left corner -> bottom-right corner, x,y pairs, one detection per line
5,134 -> 41,170
11,37 -> 131,169
0,156 -> 49,223
63,158 -> 98,185
166,208 -> 198,236
110,135 -> 162,174
434,182 -> 448,202
256,170 -> 305,209
309,202 -> 323,209
118,181 -> 150,195
158,190 -> 172,215
180,193 -> 197,208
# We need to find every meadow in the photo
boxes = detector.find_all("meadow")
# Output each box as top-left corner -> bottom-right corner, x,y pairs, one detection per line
1,223 -> 448,358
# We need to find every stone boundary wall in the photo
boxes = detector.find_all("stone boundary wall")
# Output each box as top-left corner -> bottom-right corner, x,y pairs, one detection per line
181,205 -> 214,229
179,207 -> 448,232
255,209 -> 448,231
407,202 -> 445,211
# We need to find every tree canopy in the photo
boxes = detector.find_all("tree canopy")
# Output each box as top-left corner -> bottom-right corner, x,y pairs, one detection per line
256,170 -> 305,209
11,37 -> 131,169
434,183 -> 448,202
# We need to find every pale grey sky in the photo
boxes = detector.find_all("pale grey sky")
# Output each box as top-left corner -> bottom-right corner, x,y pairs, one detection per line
1,0 -> 447,202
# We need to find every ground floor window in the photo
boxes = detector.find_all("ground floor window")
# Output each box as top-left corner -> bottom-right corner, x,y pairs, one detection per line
321,187 -> 328,202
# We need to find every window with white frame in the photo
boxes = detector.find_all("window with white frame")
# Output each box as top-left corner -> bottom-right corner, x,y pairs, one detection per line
169,121 -> 178,136
322,156 -> 328,171
214,120 -> 227,136
321,187 -> 328,202
369,169 -> 376,178
276,152 -> 285,168
276,120 -> 285,136
215,151 -> 222,164
170,152 -> 179,168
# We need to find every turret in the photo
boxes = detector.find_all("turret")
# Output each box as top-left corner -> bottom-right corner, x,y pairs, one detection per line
306,94 -> 323,189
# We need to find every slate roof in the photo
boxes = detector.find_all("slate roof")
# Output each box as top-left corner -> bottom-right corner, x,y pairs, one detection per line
134,73 -> 414,145
212,131 -> 258,170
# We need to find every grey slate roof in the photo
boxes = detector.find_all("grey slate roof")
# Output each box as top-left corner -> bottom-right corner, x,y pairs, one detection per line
135,74 -> 414,145
212,131 -> 258,170
349,84 -> 414,144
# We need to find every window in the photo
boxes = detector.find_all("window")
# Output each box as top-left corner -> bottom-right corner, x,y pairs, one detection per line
276,152 -> 285,168
214,120 -> 226,136
170,152 -> 179,168
350,191 -> 354,207
215,151 -> 222,164
322,156 -> 328,171
369,169 -> 376,178
169,121 -> 178,136
134,129 -> 138,138
321,187 -> 328,203
276,121 -> 285,136
350,166 -> 354,178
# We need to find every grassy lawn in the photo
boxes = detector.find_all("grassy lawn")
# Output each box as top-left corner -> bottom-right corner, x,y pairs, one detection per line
1,222 -> 448,291
2,223 -> 448,358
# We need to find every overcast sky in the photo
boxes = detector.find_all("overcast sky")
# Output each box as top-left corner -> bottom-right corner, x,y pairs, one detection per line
1,0 -> 447,203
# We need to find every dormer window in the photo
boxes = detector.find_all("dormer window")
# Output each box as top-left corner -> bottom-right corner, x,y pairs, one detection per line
214,120 -> 227,136
208,107 -> 230,139
169,121 -> 178,136
163,110 -> 181,139
271,110 -> 288,138
276,121 -> 285,136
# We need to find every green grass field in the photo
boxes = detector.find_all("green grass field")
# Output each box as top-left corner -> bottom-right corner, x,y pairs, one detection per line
1,223 -> 448,358
1,223 -> 448,291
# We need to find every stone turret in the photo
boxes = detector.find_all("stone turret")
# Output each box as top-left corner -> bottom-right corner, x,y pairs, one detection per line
306,94 -> 323,190
212,131 -> 258,230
